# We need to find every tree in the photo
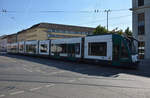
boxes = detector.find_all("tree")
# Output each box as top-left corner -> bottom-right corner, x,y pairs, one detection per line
124,27 -> 132,37
115,29 -> 124,35
93,25 -> 108,35
109,27 -> 123,35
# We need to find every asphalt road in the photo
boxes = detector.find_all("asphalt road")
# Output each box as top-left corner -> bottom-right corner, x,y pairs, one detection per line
0,54 -> 150,98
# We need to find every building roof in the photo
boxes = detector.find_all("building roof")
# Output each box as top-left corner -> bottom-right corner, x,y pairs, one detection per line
17,23 -> 95,34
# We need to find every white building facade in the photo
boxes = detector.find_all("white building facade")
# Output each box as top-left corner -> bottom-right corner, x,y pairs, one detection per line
132,0 -> 150,59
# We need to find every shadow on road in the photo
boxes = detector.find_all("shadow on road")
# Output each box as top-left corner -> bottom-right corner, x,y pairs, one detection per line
2,54 -> 150,78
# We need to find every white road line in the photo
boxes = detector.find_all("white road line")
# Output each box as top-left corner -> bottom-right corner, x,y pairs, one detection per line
36,69 -> 41,72
40,71 -> 47,74
24,68 -> 33,72
23,64 -> 27,67
10,91 -> 24,95
12,60 -> 17,62
0,95 -> 5,97
49,71 -> 65,75
68,79 -> 76,82
31,65 -> 36,67
36,70 -> 47,74
79,78 -> 85,80
30,87 -> 42,91
45,84 -> 55,87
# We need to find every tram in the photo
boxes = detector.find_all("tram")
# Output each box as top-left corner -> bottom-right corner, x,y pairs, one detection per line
7,34 -> 139,68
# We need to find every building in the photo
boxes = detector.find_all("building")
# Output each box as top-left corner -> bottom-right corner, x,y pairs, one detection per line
131,0 -> 150,59
7,33 -> 17,44
17,23 -> 95,42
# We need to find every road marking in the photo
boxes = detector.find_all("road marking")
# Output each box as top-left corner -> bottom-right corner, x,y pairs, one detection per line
23,64 -> 27,67
24,68 -> 33,72
49,71 -> 65,75
10,91 -> 24,95
68,79 -> 75,82
31,64 -> 36,67
30,87 -> 42,91
40,71 -> 46,74
0,95 -> 5,97
45,84 -> 55,87
36,69 -> 41,72
78,78 -> 84,80
12,60 -> 17,62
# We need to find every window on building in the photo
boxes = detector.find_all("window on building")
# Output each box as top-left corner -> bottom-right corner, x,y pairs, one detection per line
52,29 -> 55,32
138,41 -> 145,59
138,13 -> 145,35
138,0 -> 144,6
88,42 -> 107,56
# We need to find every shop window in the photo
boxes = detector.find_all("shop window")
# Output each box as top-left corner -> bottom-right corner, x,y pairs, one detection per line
88,42 -> 107,56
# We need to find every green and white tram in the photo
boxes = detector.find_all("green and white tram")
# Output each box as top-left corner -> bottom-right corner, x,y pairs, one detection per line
83,34 -> 139,67
8,34 -> 139,68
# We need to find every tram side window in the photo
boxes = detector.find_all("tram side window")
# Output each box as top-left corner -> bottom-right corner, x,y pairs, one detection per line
26,44 -> 36,53
75,43 -> 80,55
19,45 -> 24,51
121,42 -> 129,58
51,44 -> 56,53
51,44 -> 66,53
88,42 -> 107,56
40,44 -> 48,53
60,44 -> 67,53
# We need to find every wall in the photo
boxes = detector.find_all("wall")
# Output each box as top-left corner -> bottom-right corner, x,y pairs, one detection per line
132,0 -> 150,59
17,28 -> 47,41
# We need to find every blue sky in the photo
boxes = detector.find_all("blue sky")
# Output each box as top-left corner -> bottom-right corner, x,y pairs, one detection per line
0,0 -> 132,36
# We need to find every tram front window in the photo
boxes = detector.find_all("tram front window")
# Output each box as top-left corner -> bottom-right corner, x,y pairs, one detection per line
131,39 -> 138,54
126,38 -> 138,55
125,38 -> 139,63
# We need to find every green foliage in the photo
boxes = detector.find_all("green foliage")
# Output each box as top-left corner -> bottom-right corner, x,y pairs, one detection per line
93,25 -> 132,37
116,29 -> 124,35
124,27 -> 132,36
109,27 -> 123,35
93,25 -> 108,35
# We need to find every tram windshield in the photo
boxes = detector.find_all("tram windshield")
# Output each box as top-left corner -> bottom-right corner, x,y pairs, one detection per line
125,37 -> 138,55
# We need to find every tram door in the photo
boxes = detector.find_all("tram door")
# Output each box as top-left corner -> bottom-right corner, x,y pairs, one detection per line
68,44 -> 75,58
113,39 -> 130,66
113,40 -> 121,65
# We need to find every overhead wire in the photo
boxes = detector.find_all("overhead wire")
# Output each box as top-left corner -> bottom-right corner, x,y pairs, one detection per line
78,14 -> 132,25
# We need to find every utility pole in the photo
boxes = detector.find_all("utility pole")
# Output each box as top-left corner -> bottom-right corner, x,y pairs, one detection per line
104,9 -> 111,31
